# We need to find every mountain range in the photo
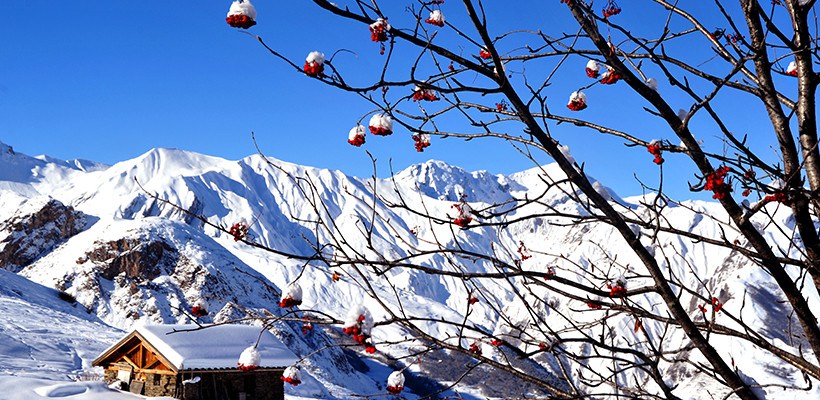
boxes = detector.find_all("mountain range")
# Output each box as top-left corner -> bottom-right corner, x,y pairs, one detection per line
0,140 -> 815,399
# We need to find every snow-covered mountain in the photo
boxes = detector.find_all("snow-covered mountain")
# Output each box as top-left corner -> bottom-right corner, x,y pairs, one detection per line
0,140 -> 816,399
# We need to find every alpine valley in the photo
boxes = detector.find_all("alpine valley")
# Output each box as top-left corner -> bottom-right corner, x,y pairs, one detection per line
0,140 -> 817,400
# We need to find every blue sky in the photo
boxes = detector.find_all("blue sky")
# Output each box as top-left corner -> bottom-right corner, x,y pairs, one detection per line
0,1 -> 793,200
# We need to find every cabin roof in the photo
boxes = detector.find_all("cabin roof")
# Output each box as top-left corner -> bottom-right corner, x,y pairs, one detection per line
94,324 -> 299,371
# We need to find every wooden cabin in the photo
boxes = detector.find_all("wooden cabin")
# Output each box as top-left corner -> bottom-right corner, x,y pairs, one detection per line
93,324 -> 299,400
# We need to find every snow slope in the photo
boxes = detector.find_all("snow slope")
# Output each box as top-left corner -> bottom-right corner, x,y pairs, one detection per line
1,139 -> 818,399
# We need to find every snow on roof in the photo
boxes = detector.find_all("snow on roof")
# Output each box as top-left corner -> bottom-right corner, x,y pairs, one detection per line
135,324 -> 298,371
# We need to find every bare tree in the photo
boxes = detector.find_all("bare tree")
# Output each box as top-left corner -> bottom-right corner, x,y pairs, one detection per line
200,1 -> 820,398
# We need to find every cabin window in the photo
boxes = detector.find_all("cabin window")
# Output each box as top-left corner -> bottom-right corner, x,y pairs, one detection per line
152,374 -> 160,386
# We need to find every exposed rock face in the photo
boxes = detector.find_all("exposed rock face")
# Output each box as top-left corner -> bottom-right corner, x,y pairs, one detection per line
0,198 -> 87,272
84,238 -> 178,281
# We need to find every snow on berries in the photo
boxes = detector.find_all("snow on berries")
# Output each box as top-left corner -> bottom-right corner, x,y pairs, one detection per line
281,366 -> 302,386
787,61 -> 798,76
606,277 -> 627,297
425,10 -> 445,27
599,66 -> 621,84
386,371 -> 405,394
412,85 -> 439,102
412,133 -> 431,152
585,60 -> 601,78
369,18 -> 391,42
279,282 -> 302,308
191,298 -> 209,317
348,125 -> 366,147
229,221 -> 249,241
226,0 -> 257,29
342,304 -> 376,352
647,139 -> 664,165
304,51 -> 325,77
369,113 -> 393,136
566,91 -> 587,111
451,195 -> 473,227
237,345 -> 260,371
602,0 -> 622,18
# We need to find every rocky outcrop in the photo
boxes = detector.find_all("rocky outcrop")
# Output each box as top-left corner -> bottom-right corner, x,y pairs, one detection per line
83,238 -> 178,281
0,198 -> 87,272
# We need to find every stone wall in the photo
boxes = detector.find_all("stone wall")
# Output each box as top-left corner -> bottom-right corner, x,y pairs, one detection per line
144,373 -> 178,397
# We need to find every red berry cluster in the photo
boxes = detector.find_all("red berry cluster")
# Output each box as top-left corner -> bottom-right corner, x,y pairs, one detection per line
712,297 -> 722,312
226,14 -> 256,29
647,144 -> 664,165
538,343 -> 548,350
495,101 -> 508,111
566,100 -> 587,111
229,222 -> 248,241
387,386 -> 404,394
787,69 -> 798,77
370,23 -> 389,42
469,342 -> 482,355
602,0 -> 621,18
490,339 -> 503,346
709,28 -> 725,40
303,61 -> 324,77
238,364 -> 259,372
600,70 -> 621,85
279,297 -> 302,309
412,135 -> 431,152
369,126 -> 392,136
585,67 -> 600,78
517,241 -> 532,261
704,166 -> 732,200
544,267 -> 556,280
560,0 -> 572,4
448,62 -> 454,71
452,217 -> 472,227
740,170 -> 755,196
764,192 -> 791,206
468,296 -> 479,305
425,18 -> 444,27
412,90 -> 439,102
698,297 -> 723,313
281,376 -> 301,385
479,49 -> 492,60
343,316 -> 376,353
348,135 -> 365,147
342,318 -> 362,337
728,33 -> 744,43
586,302 -> 603,309
606,282 -> 626,297
191,306 -> 208,317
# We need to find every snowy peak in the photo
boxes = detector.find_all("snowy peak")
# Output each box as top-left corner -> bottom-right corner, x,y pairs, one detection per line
395,159 -> 524,204
34,155 -> 109,173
